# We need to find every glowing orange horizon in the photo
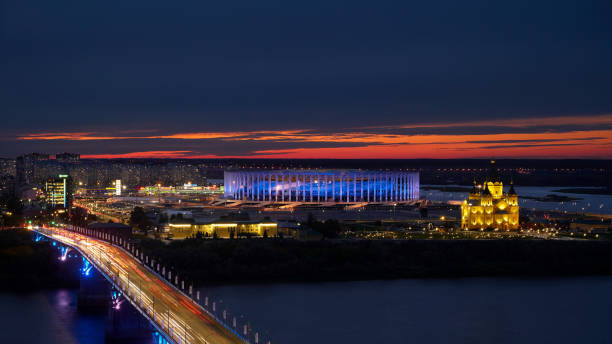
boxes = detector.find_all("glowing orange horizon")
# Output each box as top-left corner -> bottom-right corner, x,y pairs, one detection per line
80,139 -> 612,159
17,114 -> 612,159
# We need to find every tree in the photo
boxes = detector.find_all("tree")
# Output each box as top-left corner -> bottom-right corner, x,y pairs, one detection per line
129,207 -> 154,235
310,219 -> 342,239
70,207 -> 89,227
1,196 -> 24,228
307,213 -> 315,227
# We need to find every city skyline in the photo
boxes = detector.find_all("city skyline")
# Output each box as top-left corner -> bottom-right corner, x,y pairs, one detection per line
1,1 -> 612,343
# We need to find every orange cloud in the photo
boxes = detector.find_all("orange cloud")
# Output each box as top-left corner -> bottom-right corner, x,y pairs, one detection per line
81,151 -> 194,159
16,130 -> 309,141
14,114 -> 612,159
17,132 -> 132,140
248,141 -> 612,159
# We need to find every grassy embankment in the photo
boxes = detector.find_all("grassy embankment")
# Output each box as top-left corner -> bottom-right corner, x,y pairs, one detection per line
138,237 -> 612,285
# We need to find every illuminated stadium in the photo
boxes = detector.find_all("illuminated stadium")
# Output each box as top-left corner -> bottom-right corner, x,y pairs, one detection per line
223,170 -> 419,203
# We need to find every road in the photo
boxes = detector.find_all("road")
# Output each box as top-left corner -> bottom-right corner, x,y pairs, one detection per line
36,226 -> 245,344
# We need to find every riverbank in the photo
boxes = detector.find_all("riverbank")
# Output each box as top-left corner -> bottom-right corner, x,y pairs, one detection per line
138,237 -> 612,285
553,187 -> 612,195
0,229 -> 79,291
521,194 -> 583,202
421,186 -> 472,192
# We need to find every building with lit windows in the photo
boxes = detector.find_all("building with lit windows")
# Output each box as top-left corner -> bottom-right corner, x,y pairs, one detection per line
55,152 -> 80,162
16,153 -> 50,186
45,174 -> 73,209
224,170 -> 419,203
166,220 -> 278,239
461,161 -> 519,230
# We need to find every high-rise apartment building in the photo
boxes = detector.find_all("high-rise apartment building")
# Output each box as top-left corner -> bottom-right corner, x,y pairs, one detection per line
0,158 -> 16,177
45,174 -> 73,209
55,152 -> 80,162
16,153 -> 50,186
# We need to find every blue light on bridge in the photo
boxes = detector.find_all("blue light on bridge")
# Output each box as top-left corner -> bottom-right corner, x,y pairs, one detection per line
60,247 -> 70,261
111,290 -> 123,310
153,331 -> 169,344
81,258 -> 92,277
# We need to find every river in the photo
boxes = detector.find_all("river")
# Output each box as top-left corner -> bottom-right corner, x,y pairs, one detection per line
423,185 -> 612,215
2,277 -> 611,343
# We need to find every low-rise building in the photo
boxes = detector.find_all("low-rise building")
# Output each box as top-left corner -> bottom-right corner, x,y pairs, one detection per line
166,218 -> 278,239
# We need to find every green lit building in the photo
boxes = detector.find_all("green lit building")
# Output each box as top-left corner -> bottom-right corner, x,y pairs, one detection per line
45,174 -> 73,209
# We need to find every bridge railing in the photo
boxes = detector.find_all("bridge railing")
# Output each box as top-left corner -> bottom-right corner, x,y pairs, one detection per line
35,226 -> 188,344
56,224 -> 272,344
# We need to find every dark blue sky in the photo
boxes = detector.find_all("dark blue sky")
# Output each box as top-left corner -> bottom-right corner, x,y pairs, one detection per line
1,0 -> 611,158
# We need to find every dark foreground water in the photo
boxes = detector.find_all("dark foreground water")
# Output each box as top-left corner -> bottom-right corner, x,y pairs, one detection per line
2,277 -> 612,344
0,289 -> 106,344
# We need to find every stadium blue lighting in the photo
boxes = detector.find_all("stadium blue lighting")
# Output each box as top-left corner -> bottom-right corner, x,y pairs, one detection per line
224,170 -> 420,203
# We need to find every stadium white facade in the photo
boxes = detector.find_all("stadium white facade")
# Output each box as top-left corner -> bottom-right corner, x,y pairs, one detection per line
224,170 -> 419,203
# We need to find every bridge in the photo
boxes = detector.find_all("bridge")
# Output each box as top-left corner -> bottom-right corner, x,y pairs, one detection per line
33,225 -> 269,344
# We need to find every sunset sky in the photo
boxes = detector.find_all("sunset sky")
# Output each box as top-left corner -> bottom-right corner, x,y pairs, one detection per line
2,1 -> 611,159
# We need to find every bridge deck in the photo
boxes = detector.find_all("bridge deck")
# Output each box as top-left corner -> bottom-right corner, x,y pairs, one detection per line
36,227 -> 245,344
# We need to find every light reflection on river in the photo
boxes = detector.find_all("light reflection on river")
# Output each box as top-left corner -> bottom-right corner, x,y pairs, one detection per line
2,277 -> 611,344
0,289 -> 105,344
205,277 -> 612,344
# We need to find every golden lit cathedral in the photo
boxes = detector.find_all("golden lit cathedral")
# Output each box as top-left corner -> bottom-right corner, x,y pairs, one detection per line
461,160 -> 519,230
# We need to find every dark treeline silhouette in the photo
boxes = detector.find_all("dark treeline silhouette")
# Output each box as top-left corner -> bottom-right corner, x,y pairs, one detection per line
307,213 -> 342,238
0,229 -> 79,291
0,195 -> 23,228
129,206 -> 154,235
138,238 -> 612,285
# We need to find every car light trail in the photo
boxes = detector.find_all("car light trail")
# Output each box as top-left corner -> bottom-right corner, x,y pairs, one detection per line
35,226 -> 248,344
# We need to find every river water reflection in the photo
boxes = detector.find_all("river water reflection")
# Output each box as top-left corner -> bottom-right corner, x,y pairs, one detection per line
206,277 -> 612,344
424,185 -> 612,215
0,289 -> 106,344
2,277 -> 611,344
